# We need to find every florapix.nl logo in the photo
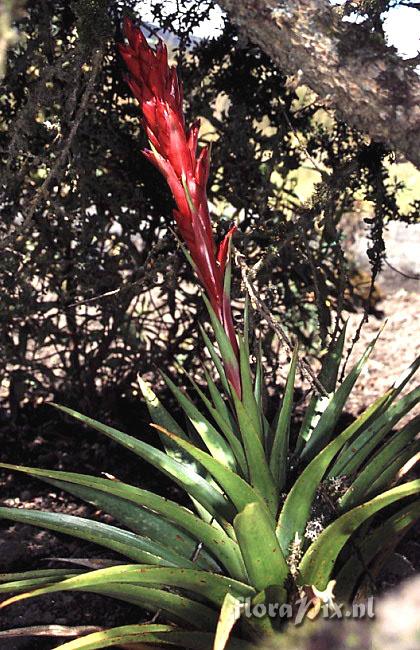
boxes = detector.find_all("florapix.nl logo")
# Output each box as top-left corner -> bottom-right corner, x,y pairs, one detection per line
232,581 -> 375,626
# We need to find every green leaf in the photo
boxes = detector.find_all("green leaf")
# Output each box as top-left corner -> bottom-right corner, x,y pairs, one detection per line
295,323 -> 347,454
246,586 -> 284,635
2,565 -> 254,611
65,583 -> 220,629
203,296 -> 240,395
45,479 -> 219,572
52,624 -> 251,650
138,376 -> 197,469
339,416 -> 420,510
253,342 -> 271,454
222,236 -> 233,311
362,439 -> 420,502
214,592 -> 242,650
298,479 -> 420,589
254,339 -> 263,409
202,365 -> 236,431
300,331 -> 379,462
162,372 -> 238,471
276,390 -> 391,556
138,376 -> 188,441
295,393 -> 328,457
0,463 -> 245,580
0,571 -> 81,594
243,294 -> 251,342
181,367 -> 248,477
321,323 -> 348,392
390,355 -> 420,395
238,335 -> 262,441
152,425 -> 273,520
0,507 -> 195,568
334,500 -> 420,602
0,569 -> 84,583
269,345 -> 298,490
199,324 -> 230,397
51,404 -> 236,527
234,502 -> 289,594
1,572 -> 222,630
329,357 -> 420,477
230,391 -> 278,516
329,385 -> 420,477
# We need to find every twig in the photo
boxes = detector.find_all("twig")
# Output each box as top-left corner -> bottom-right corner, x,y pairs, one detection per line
384,258 -> 420,281
281,107 -> 328,180
298,225 -> 329,345
0,46 -> 104,252
340,278 -> 374,381
67,275 -> 147,308
340,253 -> 419,378
236,252 -> 328,397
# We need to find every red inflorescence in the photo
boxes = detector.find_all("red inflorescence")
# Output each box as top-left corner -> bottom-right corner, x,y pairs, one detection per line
119,18 -> 241,395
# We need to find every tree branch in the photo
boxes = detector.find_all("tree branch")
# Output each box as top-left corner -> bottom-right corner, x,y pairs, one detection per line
217,0 -> 420,167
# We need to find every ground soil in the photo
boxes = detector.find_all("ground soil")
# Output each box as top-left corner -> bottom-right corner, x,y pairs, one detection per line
344,287 -> 420,420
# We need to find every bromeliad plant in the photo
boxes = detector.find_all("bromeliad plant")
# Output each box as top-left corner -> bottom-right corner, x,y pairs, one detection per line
1,19 -> 420,650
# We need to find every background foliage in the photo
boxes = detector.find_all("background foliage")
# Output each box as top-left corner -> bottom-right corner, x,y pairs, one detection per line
0,0 -> 418,417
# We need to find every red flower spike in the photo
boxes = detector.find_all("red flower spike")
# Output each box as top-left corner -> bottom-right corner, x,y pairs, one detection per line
119,19 -> 241,396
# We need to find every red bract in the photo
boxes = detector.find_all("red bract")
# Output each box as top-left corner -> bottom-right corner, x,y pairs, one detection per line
119,18 -> 241,396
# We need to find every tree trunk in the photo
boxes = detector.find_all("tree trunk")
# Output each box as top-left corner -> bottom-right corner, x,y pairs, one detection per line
218,0 -> 420,168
